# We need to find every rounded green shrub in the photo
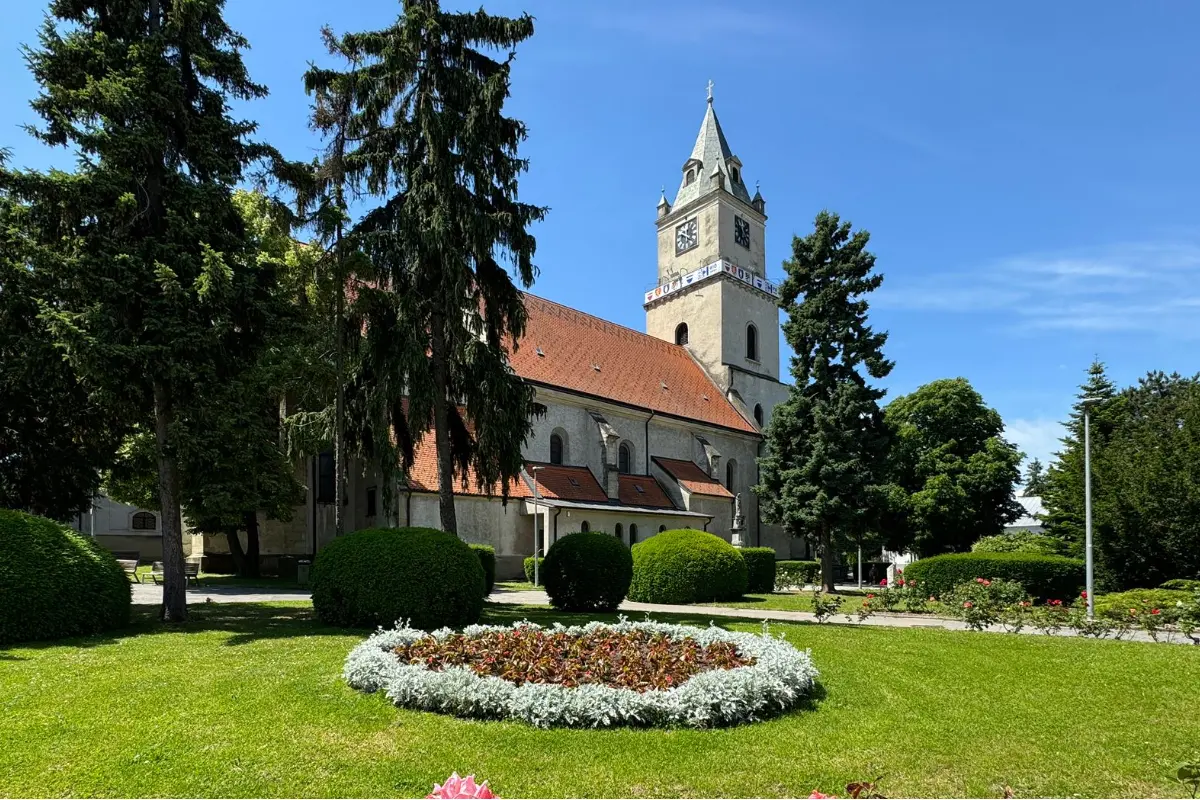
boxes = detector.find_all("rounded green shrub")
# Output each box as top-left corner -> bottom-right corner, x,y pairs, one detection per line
1160,578 -> 1200,592
903,552 -> 1084,602
542,532 -> 633,612
740,547 -> 778,593
1094,588 -> 1191,616
469,544 -> 496,596
629,529 -> 748,604
523,556 -> 544,584
971,532 -> 1069,556
310,527 -> 484,631
0,509 -> 131,645
775,560 -> 820,590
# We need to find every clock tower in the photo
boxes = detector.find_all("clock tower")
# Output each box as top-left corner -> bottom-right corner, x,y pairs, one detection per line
645,85 -> 784,425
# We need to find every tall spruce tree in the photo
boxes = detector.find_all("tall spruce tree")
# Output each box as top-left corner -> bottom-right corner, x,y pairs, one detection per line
311,0 -> 545,534
757,211 -> 894,592
1023,458 -> 1048,497
1042,360 -> 1120,553
2,0 -> 276,619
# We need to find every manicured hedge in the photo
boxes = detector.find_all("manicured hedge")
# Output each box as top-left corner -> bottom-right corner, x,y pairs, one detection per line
523,556 -> 544,584
1160,579 -> 1200,592
469,544 -> 496,596
542,532 -> 633,612
0,509 -> 131,645
903,552 -> 1085,602
629,529 -> 748,604
776,560 -> 820,590
740,547 -> 778,593
311,527 -> 484,631
1094,588 -> 1191,616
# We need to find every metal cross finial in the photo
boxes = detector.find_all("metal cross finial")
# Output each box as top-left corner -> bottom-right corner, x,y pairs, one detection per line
706,79 -> 714,103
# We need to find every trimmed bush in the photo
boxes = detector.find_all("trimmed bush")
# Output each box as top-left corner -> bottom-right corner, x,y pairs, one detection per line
1160,579 -> 1200,592
903,552 -> 1084,602
469,544 -> 496,596
740,547 -> 777,593
523,556 -> 544,584
776,560 -> 820,590
542,532 -> 633,612
311,527 -> 484,631
629,529 -> 748,604
971,532 -> 1069,556
0,509 -> 131,645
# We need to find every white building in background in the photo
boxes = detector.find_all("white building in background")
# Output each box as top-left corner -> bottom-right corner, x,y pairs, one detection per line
1005,495 -> 1046,534
73,495 -> 202,561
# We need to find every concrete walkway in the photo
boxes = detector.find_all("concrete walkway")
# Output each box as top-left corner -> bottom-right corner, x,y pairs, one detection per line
129,583 -> 1178,644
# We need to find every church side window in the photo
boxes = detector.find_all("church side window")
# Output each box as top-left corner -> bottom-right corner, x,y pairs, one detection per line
316,451 -> 335,504
754,403 -> 764,425
550,433 -> 564,465
630,523 -> 639,543
580,521 -> 590,533
726,459 -> 737,491
675,323 -> 689,346
618,442 -> 632,474
131,511 -> 156,531
746,323 -> 758,361
614,523 -> 623,541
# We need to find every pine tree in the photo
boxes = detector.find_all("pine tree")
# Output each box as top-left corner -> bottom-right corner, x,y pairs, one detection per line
1,0 -> 277,619
1042,360 -> 1120,552
1023,458 -> 1048,497
311,0 -> 546,534
756,211 -> 894,592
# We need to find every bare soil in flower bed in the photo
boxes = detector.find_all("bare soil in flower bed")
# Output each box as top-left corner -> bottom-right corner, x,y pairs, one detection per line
393,627 -> 754,691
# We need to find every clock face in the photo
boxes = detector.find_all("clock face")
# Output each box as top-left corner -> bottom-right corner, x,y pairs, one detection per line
734,215 -> 750,248
675,218 -> 698,255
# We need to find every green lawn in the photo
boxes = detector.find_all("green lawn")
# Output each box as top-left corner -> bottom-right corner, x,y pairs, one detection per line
131,566 -> 305,590
2,603 -> 1199,798
709,589 -> 873,614
496,580 -> 540,592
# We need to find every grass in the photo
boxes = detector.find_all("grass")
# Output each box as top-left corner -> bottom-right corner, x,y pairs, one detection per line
709,589 -> 874,614
2,603 -> 1199,798
131,565 -> 305,590
496,580 -> 541,592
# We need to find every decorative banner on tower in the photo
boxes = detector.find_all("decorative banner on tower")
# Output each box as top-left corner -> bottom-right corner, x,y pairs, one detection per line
645,259 -> 778,304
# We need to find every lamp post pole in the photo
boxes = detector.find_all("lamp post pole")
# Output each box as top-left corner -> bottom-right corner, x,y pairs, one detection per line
1084,405 -> 1094,618
531,466 -> 542,588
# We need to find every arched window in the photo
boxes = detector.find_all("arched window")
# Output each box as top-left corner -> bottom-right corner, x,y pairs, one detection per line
685,168 -> 696,186
675,322 -> 689,346
746,323 -> 758,361
658,524 -> 667,533
629,523 -> 639,544
614,523 -> 623,541
131,512 -> 157,531
754,403 -> 764,425
549,432 -> 564,465
726,458 -> 737,490
618,442 -> 632,474
580,521 -> 590,533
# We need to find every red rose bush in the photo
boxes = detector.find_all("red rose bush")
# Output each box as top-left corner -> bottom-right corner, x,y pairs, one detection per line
344,619 -> 818,728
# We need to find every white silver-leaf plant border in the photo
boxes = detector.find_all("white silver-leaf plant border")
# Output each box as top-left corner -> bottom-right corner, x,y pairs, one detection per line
344,617 -> 819,729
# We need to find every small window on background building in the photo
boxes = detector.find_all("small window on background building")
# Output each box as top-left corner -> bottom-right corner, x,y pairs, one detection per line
614,523 -> 623,540
747,323 -> 758,361
754,404 -> 764,425
367,487 -> 377,518
630,523 -> 639,543
131,512 -> 156,531
675,322 -> 689,346
316,451 -> 335,504
618,443 -> 631,474
659,524 -> 667,533
580,521 -> 590,533
550,433 -> 563,465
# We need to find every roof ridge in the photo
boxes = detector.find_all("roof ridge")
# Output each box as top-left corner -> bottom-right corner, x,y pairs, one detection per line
522,293 -> 689,355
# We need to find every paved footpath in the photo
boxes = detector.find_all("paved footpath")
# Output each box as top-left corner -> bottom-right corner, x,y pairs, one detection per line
130,583 -> 1177,643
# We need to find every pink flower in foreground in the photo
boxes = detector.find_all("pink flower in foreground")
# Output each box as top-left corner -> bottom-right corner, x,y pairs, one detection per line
963,601 -> 974,609
808,792 -> 836,799
880,578 -> 888,586
427,773 -> 497,799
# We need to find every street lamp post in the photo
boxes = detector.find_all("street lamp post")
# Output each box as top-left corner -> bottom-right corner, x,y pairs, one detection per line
531,466 -> 543,588
1081,396 -> 1103,618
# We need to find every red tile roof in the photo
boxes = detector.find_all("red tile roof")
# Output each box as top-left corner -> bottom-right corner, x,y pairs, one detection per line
405,426 -> 533,499
653,456 -> 734,498
524,463 -> 609,503
618,474 -> 676,509
510,294 -> 757,434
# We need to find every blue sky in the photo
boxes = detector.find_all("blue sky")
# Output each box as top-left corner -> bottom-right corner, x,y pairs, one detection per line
3,1 -> 1198,466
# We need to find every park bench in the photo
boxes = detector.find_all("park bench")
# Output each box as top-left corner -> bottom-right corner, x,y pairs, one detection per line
150,560 -> 201,587
111,551 -> 141,583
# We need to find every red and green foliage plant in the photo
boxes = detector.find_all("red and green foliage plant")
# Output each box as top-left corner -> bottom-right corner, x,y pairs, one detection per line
393,627 -> 754,692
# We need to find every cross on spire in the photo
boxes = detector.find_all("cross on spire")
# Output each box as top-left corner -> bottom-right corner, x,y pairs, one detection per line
706,79 -> 714,104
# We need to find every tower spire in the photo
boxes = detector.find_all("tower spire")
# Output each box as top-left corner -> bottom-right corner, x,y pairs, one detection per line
672,85 -> 751,208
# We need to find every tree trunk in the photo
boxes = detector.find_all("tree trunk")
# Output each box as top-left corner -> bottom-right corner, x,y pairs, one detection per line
820,523 -> 836,594
242,510 -> 261,578
225,525 -> 246,576
153,380 -> 188,621
429,313 -> 458,535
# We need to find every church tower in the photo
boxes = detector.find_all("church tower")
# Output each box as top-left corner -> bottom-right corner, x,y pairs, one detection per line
645,84 -> 782,420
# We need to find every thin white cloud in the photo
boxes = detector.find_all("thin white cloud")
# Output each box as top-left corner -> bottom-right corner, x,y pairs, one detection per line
877,240 -> 1200,337
1005,417 -> 1066,466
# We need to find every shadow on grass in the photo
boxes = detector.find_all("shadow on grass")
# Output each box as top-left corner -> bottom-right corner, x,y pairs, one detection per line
481,602 -> 822,632
1,602 -> 356,655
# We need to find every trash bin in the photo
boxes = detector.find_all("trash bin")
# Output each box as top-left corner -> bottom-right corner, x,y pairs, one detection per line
297,559 -> 312,586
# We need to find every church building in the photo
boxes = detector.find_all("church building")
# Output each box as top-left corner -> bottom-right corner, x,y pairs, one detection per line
203,91 -> 807,579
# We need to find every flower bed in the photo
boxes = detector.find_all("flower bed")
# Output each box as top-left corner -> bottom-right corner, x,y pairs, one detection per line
344,619 -> 819,728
